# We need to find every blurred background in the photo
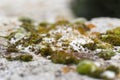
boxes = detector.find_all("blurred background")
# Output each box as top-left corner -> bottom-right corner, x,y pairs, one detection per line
0,0 -> 120,21
72,0 -> 120,20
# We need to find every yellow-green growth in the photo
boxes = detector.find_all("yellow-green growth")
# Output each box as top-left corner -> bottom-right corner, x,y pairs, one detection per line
106,27 -> 120,35
19,17 -> 36,33
39,22 -> 49,27
83,43 -> 97,50
55,20 -> 70,26
51,51 -> 79,64
7,44 -> 18,52
6,54 -> 33,62
40,47 -> 53,57
83,42 -> 112,50
97,49 -> 115,60
100,34 -> 120,46
106,65 -> 120,74
77,60 -> 98,75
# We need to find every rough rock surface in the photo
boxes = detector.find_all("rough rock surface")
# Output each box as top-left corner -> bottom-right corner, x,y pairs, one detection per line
0,0 -> 74,22
1,17 -> 120,80
0,57 -> 98,80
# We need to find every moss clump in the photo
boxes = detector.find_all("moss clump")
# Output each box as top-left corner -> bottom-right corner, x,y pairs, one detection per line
83,43 -> 97,50
106,27 -> 120,35
73,22 -> 89,35
77,60 -> 119,79
6,54 -> 33,62
51,51 -> 79,64
99,27 -> 120,46
19,17 -> 37,33
15,33 -> 41,47
5,32 -> 16,40
38,26 -> 50,34
74,22 -> 90,31
100,34 -> 120,46
18,54 -> 33,62
106,65 -> 120,74
83,42 -> 113,50
77,60 -> 98,75
40,47 -> 53,57
97,49 -> 115,60
39,22 -> 49,27
55,20 -> 70,26
89,69 -> 104,79
7,44 -> 19,52
19,17 -> 33,23
96,42 -> 113,49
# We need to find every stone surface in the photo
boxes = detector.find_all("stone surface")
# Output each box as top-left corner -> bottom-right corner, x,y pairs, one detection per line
0,0 -> 74,22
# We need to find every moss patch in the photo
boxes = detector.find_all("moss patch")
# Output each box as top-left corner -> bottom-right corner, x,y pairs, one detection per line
6,54 -> 33,62
51,51 -> 79,64
97,49 -> 115,60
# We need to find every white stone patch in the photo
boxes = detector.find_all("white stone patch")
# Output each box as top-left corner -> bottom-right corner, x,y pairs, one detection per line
43,37 -> 55,44
70,38 -> 93,53
101,70 -> 115,79
0,16 -> 21,36
86,17 -> 120,33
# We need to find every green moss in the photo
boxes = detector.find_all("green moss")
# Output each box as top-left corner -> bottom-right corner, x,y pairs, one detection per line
83,42 -> 113,50
97,49 -> 115,60
6,55 -> 14,61
15,33 -> 41,47
18,54 -> 33,62
19,17 -> 37,33
100,34 -> 120,46
73,22 -> 89,35
38,26 -> 50,34
55,20 -> 70,26
77,60 -> 98,75
77,60 -> 119,79
83,43 -> 97,50
19,17 -> 33,23
40,47 -> 53,57
89,69 -> 104,79
99,27 -> 120,46
5,32 -> 16,40
106,65 -> 120,74
74,22 -> 90,31
96,42 -> 113,49
39,22 -> 49,27
7,44 -> 18,52
51,51 -> 79,64
6,54 -> 33,62
106,27 -> 120,35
